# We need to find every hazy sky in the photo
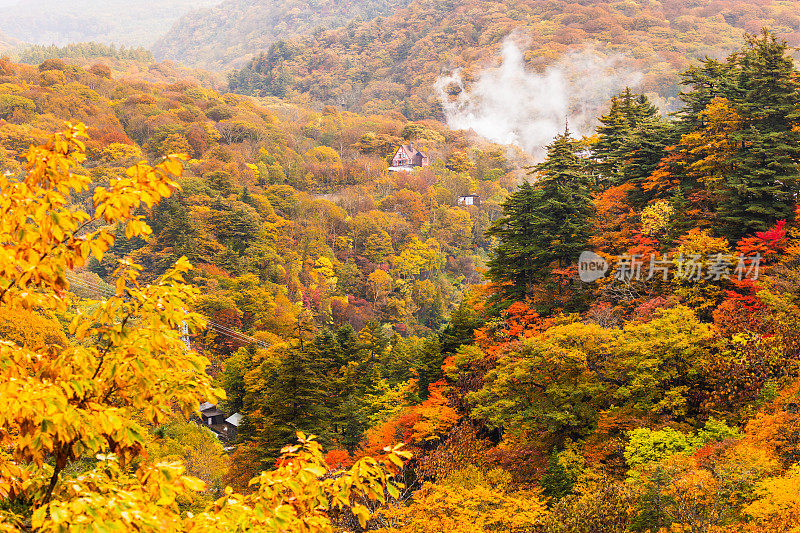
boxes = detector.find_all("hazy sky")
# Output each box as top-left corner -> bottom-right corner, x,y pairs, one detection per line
0,0 -> 221,46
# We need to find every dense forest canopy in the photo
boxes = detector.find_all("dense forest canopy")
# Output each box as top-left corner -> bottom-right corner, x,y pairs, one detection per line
152,0 -> 414,70
3,0 -> 800,530
226,0 -> 800,117
13,43 -> 155,65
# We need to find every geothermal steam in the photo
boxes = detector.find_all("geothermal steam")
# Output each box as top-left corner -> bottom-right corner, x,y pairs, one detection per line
435,38 -> 643,157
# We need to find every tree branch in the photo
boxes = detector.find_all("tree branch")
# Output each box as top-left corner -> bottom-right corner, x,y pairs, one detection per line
586,358 -> 628,386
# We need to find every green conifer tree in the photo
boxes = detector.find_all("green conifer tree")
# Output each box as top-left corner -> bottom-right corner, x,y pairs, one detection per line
239,340 -> 332,466
415,334 -> 444,400
486,128 -> 594,301
674,31 -> 800,239
592,89 -> 664,187
720,31 -> 800,239
440,298 -> 486,354
676,57 -> 732,132
592,95 -> 630,183
622,117 -> 678,207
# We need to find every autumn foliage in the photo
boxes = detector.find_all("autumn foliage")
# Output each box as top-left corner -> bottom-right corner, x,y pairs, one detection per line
5,24 -> 800,533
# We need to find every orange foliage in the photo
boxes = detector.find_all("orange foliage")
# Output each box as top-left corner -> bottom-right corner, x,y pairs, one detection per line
502,301 -> 541,340
626,232 -> 659,257
590,183 -> 640,254
324,449 -> 353,469
357,379 -> 461,466
644,148 -> 682,197
195,262 -> 231,279
744,393 -> 800,465
712,296 -> 765,337
412,380 -> 460,442
359,409 -> 422,459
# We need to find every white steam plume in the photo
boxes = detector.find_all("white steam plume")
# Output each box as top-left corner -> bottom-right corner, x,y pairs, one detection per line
435,38 -> 643,158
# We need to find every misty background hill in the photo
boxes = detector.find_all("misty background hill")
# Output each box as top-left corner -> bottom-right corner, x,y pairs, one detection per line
0,30 -> 21,52
0,0 -> 220,47
152,0 -> 413,70
223,0 -> 800,118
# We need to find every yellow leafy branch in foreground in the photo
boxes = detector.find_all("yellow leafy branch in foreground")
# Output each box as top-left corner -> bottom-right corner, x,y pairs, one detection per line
0,123 -> 409,532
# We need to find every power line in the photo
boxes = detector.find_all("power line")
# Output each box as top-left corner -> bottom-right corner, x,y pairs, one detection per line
67,273 -> 269,348
207,322 -> 270,348
64,272 -> 271,349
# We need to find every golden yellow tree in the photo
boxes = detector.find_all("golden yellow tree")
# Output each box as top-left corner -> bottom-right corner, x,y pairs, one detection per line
740,464 -> 800,533
375,480 -> 546,533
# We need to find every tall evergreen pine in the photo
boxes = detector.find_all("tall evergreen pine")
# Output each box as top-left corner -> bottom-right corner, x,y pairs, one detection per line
239,337 -> 334,466
487,128 -> 594,301
673,31 -> 800,239
720,31 -> 800,239
592,96 -> 630,183
676,57 -> 732,133
592,88 -> 666,188
621,116 -> 678,208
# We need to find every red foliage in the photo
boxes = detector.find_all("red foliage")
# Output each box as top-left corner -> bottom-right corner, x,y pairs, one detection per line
485,445 -> 547,484
713,284 -> 769,336
221,442 -> 261,493
634,296 -> 674,322
396,410 -> 424,443
722,278 -> 763,311
626,233 -> 659,257
207,307 -> 245,351
736,220 -> 788,262
186,123 -> 212,158
549,264 -> 579,287
86,126 -> 134,146
582,410 -> 645,475
693,439 -> 736,470
342,295 -> 375,331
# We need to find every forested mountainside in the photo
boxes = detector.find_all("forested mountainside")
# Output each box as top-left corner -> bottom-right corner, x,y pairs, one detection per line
4,44 -> 225,87
153,0 -> 413,70
0,0 -> 220,47
0,54 -> 517,342
229,0 -> 800,118
6,23 -> 800,533
12,43 -> 155,65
